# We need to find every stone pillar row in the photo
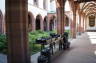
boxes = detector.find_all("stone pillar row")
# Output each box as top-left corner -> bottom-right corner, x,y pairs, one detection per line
6,0 -> 30,63
71,1 -> 85,38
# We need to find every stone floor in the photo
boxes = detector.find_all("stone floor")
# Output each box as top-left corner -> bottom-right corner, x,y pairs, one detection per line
53,32 -> 96,63
0,54 -> 7,63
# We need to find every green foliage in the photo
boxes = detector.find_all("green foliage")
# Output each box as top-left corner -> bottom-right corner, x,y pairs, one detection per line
48,30 -> 57,34
65,30 -> 70,34
0,30 -> 57,55
28,30 -> 51,55
28,30 -> 50,43
65,30 -> 71,38
0,34 -> 7,54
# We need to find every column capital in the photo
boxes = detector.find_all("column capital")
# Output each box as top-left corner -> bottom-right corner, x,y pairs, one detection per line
59,6 -> 64,8
56,0 -> 66,7
73,14 -> 76,16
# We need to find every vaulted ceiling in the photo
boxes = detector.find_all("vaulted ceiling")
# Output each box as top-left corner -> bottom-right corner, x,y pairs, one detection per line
77,0 -> 96,16
75,0 -> 96,3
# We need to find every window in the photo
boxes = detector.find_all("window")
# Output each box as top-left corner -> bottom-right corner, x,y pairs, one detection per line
33,0 -> 38,6
43,0 -> 47,9
89,15 -> 95,27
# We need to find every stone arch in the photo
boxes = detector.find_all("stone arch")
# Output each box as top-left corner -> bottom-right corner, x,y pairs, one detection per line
0,10 -> 3,34
35,14 -> 42,30
43,16 -> 48,31
28,12 -> 34,32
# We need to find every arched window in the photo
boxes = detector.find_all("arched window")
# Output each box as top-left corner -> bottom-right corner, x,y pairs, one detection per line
36,15 -> 42,30
89,15 -> 95,27
43,16 -> 48,31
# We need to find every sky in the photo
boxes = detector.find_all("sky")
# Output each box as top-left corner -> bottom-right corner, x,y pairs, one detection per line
0,0 -> 5,14
50,1 -> 56,12
50,0 -> 71,13
65,0 -> 71,11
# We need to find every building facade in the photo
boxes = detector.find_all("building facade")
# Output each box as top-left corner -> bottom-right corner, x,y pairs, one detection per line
1,0 -> 96,34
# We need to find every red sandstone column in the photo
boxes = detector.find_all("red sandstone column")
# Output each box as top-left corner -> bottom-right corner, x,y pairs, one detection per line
80,13 -> 84,33
72,2 -> 77,38
79,11 -> 81,33
56,7 -> 61,34
82,14 -> 84,32
62,5 -> 65,34
72,12 -> 76,38
47,16 -> 50,31
82,13 -> 85,32
41,18 -> 44,31
85,16 -> 87,31
56,0 -> 65,35
0,10 -> 3,34
6,0 -> 30,63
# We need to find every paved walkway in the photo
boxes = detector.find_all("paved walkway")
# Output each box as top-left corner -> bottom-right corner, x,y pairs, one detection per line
53,32 -> 96,63
0,54 -> 7,63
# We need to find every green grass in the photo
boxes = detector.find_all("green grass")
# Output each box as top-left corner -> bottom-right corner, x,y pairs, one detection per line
65,30 -> 70,33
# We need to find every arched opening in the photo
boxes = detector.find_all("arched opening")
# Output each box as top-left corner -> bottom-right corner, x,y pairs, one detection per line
89,15 -> 95,27
0,10 -> 3,34
43,16 -> 48,31
36,14 -> 42,30
50,19 -> 54,31
65,16 -> 69,26
28,12 -> 34,32
49,15 -> 56,31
